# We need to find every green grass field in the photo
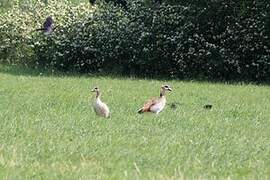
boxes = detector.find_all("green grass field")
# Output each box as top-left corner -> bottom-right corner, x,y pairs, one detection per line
0,65 -> 269,179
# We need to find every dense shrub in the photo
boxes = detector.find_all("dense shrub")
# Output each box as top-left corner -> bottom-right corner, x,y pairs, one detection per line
0,0 -> 269,81
0,0 -> 92,65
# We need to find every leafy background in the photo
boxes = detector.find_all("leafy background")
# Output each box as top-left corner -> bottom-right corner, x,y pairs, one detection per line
0,0 -> 269,81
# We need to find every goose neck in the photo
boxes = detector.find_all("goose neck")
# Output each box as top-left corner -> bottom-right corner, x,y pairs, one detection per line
160,89 -> 166,97
96,91 -> 101,99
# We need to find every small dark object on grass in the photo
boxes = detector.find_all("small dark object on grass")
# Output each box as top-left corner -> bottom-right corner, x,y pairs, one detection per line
204,104 -> 213,109
170,102 -> 180,110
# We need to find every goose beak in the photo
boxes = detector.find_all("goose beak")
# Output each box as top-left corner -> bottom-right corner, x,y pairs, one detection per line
91,89 -> 95,92
168,88 -> 172,91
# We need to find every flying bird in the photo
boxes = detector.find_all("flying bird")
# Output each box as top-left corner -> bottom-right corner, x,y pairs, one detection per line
138,85 -> 172,114
36,16 -> 57,35
91,87 -> 110,118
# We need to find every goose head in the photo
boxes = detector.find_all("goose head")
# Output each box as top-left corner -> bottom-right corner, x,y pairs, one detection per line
91,86 -> 100,98
91,86 -> 99,92
160,85 -> 172,97
161,85 -> 172,91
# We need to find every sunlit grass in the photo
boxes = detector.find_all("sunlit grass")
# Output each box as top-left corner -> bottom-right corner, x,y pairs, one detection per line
0,65 -> 269,179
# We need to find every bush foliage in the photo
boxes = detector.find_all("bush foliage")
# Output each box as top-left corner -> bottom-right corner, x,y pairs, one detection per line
0,0 -> 92,64
0,0 -> 269,81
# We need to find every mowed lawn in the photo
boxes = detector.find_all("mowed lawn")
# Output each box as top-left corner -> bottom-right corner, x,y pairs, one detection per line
0,66 -> 269,179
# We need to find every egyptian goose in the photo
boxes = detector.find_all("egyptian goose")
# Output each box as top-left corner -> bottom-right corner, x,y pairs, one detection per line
138,85 -> 172,114
91,87 -> 110,118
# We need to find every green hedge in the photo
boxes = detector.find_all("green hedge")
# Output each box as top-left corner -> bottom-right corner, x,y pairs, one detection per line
0,0 -> 92,64
1,0 -> 269,81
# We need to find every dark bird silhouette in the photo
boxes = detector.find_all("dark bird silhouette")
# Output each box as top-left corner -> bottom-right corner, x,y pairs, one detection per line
203,104 -> 213,109
36,16 -> 57,34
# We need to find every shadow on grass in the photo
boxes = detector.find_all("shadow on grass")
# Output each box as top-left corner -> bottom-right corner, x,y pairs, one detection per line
0,64 -> 269,85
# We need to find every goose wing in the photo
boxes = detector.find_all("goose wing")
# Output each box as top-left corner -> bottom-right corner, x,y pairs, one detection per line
98,102 -> 110,118
139,97 -> 159,113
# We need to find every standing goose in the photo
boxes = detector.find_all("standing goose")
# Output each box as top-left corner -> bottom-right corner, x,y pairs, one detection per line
91,87 -> 110,118
138,85 -> 172,114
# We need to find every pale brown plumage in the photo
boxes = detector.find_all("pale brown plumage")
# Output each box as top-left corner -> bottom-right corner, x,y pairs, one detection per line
138,85 -> 172,114
91,87 -> 110,118
138,98 -> 160,113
